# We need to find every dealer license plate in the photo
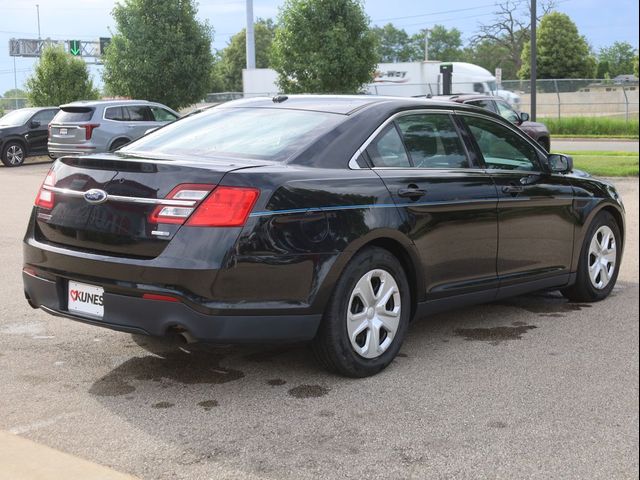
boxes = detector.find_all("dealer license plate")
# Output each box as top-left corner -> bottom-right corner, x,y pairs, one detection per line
68,281 -> 104,318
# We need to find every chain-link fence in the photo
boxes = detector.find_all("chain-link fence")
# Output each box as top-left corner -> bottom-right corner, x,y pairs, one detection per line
501,79 -> 639,121
0,97 -> 28,113
202,78 -> 639,122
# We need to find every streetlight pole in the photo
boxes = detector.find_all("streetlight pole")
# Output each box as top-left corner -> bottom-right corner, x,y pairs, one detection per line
36,4 -> 41,39
245,0 -> 256,70
530,0 -> 537,121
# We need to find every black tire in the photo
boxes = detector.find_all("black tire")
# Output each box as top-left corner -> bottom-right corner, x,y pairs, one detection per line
109,138 -> 130,152
312,247 -> 411,377
1,141 -> 26,167
561,211 -> 621,302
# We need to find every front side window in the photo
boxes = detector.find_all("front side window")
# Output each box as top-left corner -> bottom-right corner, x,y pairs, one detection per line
463,115 -> 540,171
366,125 -> 410,168
32,109 -> 58,125
396,113 -> 468,169
495,101 -> 521,124
150,107 -> 178,122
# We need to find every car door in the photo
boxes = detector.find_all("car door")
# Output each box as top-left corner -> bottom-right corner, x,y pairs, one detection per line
25,109 -> 57,153
364,110 -> 499,301
124,105 -> 156,140
459,112 -> 575,290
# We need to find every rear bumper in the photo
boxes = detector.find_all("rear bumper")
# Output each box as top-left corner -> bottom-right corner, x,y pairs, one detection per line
47,142 -> 102,157
23,270 -> 322,343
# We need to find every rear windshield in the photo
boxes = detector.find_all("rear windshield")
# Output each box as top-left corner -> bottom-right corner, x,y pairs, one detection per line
53,107 -> 94,123
122,107 -> 345,161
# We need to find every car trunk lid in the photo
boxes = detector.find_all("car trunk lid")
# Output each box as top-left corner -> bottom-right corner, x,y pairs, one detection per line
34,153 -> 259,258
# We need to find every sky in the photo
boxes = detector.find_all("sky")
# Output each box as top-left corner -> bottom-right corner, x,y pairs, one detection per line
1,0 -> 638,95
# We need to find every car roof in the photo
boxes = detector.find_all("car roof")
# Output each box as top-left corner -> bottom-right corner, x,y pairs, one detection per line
219,94 -> 467,115
431,94 -> 501,103
59,99 -> 157,108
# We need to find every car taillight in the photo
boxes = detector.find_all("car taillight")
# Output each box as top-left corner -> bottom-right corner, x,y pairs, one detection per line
35,170 -> 56,209
187,186 -> 259,227
148,184 -> 259,227
82,123 -> 100,140
47,123 -> 52,140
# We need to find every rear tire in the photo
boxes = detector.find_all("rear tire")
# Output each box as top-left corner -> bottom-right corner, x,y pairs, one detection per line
109,138 -> 130,152
561,211 -> 621,302
1,141 -> 26,167
312,247 -> 411,377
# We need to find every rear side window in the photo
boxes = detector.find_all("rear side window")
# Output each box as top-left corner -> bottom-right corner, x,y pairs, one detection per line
367,125 -> 410,168
53,107 -> 94,123
105,106 -> 128,121
396,114 -> 468,169
126,106 -> 153,121
123,107 -> 345,162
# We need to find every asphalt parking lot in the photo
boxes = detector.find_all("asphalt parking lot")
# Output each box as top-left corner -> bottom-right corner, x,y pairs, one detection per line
1,162 -> 638,480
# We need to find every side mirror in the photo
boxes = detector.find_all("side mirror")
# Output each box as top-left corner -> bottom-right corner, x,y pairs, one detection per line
519,112 -> 530,122
30,120 -> 41,129
546,153 -> 573,174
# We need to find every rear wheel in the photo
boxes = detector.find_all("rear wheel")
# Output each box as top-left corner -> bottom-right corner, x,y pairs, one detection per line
109,138 -> 130,152
561,211 -> 621,302
2,141 -> 26,167
312,247 -> 410,377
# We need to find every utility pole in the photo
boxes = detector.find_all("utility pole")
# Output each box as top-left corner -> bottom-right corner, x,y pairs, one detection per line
13,56 -> 18,109
245,0 -> 256,69
530,0 -> 537,121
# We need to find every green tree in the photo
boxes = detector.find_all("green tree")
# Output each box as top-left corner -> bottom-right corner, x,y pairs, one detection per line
3,88 -> 27,99
103,0 -> 213,110
634,55 -> 639,77
463,39 -> 519,79
272,0 -> 377,94
213,19 -> 276,92
519,12 -> 596,79
26,46 -> 99,106
474,0 -> 557,74
372,23 -> 417,62
411,25 -> 464,61
597,42 -> 637,77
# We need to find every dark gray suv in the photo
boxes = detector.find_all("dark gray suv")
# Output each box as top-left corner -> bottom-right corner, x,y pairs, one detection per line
48,100 -> 180,158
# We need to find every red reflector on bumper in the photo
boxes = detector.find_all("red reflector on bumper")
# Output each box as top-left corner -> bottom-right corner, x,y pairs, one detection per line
142,293 -> 180,302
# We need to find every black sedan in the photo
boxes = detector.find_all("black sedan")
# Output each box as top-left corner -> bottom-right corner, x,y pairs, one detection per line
22,96 -> 625,377
0,107 -> 59,166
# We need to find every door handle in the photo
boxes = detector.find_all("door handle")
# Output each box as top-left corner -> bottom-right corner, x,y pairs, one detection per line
502,185 -> 524,194
398,186 -> 427,199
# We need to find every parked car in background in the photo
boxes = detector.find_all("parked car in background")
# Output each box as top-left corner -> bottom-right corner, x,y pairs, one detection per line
48,100 -> 180,159
0,107 -> 59,166
436,94 -> 551,151
24,95 -> 624,377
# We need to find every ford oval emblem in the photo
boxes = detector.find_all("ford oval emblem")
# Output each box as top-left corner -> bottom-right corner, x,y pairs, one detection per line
83,189 -> 108,204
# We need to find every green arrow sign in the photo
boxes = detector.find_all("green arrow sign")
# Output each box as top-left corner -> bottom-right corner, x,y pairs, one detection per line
69,40 -> 81,56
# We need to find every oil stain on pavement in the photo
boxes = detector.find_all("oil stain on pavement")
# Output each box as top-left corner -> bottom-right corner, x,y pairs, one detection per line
288,385 -> 329,398
89,349 -> 244,397
499,291 -> 592,317
454,325 -> 537,344
198,400 -> 219,411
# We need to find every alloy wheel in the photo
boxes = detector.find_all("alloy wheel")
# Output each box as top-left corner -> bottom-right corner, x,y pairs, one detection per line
6,145 -> 24,165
